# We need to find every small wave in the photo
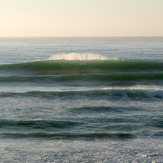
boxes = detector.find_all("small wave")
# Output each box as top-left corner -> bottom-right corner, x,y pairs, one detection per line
1,90 -> 163,100
48,53 -> 109,61
0,132 -> 135,140
69,106 -> 140,113
0,119 -> 81,129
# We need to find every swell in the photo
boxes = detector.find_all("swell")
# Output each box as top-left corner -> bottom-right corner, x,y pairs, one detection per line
0,119 -> 81,129
0,118 -> 143,131
69,106 -> 140,113
0,116 -> 162,140
0,119 -> 138,140
1,60 -> 163,83
0,132 -> 135,140
1,60 -> 163,74
1,90 -> 163,100
0,72 -> 163,83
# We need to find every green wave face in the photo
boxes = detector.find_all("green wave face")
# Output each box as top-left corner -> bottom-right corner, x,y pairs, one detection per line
1,60 -> 163,74
1,60 -> 163,82
0,72 -> 163,82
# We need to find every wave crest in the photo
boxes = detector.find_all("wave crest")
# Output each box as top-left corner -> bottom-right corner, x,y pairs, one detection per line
48,53 -> 109,61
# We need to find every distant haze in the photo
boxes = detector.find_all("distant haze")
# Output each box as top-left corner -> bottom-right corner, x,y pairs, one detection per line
0,0 -> 163,37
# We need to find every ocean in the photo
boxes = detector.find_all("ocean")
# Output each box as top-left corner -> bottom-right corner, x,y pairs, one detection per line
0,37 -> 163,162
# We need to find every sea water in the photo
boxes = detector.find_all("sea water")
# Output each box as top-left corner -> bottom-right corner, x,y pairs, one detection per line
0,37 -> 163,162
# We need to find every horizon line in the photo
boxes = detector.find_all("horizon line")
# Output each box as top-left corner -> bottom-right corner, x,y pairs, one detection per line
0,36 -> 163,38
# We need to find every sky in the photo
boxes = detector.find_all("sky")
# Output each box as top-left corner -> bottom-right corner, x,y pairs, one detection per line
0,0 -> 163,37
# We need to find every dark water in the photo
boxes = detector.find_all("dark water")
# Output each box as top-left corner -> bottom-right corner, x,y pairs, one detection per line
0,37 -> 163,162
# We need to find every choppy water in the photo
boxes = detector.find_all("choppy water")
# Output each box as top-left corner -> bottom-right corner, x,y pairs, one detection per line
0,37 -> 163,162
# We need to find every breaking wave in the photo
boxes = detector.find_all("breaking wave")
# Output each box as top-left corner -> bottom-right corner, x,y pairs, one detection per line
1,60 -> 163,75
48,53 -> 109,61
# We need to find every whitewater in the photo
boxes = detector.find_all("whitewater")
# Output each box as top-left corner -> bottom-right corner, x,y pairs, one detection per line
0,37 -> 163,162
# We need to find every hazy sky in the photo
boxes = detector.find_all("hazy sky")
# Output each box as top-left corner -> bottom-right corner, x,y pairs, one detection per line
0,0 -> 163,37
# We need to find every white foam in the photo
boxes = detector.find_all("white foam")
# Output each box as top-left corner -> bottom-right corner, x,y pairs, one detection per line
102,85 -> 163,91
48,53 -> 112,61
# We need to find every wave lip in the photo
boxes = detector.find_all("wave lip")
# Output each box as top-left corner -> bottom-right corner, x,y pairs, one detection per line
48,53 -> 109,61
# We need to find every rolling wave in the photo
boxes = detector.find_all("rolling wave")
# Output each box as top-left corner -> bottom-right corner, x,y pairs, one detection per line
0,132 -> 135,140
1,60 -> 163,74
1,89 -> 163,100
0,72 -> 163,83
0,119 -> 81,129
1,60 -> 163,85
0,117 -> 143,130
68,106 -> 140,113
48,53 -> 108,60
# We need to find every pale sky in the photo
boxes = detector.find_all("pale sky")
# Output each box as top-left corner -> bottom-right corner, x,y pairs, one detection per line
0,0 -> 163,37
